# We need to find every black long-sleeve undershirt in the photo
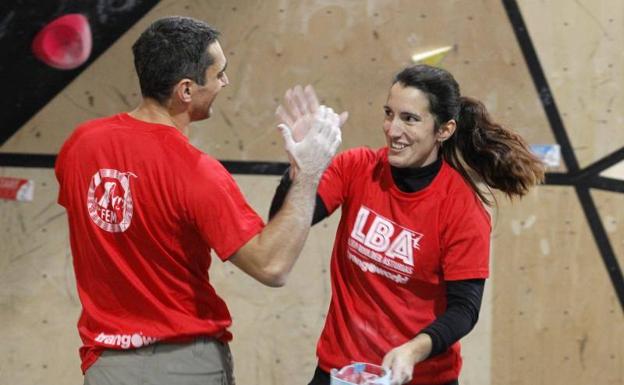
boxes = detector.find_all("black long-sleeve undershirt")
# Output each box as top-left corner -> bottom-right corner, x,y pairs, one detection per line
422,279 -> 484,356
269,174 -> 329,225
268,158 -> 485,358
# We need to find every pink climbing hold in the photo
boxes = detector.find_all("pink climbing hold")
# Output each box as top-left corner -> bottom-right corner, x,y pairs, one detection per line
32,13 -> 92,70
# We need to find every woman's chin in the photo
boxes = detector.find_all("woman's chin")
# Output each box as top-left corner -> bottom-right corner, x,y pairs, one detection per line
387,154 -> 406,168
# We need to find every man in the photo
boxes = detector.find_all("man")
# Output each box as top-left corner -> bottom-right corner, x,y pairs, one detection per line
55,16 -> 343,385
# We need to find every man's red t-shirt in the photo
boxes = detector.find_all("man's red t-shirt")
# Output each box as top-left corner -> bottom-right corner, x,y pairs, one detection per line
316,147 -> 491,385
55,113 -> 264,373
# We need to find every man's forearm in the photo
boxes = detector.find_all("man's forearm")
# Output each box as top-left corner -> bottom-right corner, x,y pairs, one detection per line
229,174 -> 318,286
269,168 -> 329,224
256,174 -> 318,281
230,101 -> 343,286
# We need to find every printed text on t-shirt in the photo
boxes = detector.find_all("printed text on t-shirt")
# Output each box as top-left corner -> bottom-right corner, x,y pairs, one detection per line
348,206 -> 423,283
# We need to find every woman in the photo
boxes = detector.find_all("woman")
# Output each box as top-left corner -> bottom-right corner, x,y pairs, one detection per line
271,65 -> 544,385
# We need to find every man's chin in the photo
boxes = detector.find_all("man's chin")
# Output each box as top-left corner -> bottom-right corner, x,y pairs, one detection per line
194,106 -> 213,121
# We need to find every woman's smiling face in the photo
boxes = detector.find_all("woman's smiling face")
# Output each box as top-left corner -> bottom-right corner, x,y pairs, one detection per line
383,82 -> 442,169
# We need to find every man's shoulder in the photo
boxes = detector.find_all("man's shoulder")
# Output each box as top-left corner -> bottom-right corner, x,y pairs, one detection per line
59,113 -> 193,162
76,113 -> 122,131
66,114 -> 124,144
194,152 -> 231,178
58,114 -> 119,153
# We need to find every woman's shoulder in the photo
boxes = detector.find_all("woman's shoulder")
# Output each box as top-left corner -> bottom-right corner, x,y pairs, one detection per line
340,146 -> 378,158
328,147 -> 387,180
438,162 -> 472,191
336,146 -> 386,166
436,162 -> 487,209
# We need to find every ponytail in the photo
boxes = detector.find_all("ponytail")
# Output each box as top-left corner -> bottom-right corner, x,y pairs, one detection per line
441,96 -> 545,206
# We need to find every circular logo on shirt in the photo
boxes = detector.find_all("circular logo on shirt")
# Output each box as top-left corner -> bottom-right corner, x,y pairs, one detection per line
87,169 -> 137,232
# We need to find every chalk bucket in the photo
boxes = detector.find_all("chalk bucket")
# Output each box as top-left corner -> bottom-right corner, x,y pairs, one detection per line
330,362 -> 391,385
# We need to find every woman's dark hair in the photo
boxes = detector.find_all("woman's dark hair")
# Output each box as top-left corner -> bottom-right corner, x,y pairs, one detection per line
132,16 -> 220,104
394,64 -> 545,205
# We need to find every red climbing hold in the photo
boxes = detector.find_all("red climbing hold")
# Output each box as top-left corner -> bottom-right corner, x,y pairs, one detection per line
32,14 -> 92,70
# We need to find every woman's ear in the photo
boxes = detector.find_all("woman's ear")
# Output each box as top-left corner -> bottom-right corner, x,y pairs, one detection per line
437,120 -> 457,143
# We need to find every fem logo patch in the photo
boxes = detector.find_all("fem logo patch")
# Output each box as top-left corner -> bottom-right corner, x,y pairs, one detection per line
87,169 -> 137,233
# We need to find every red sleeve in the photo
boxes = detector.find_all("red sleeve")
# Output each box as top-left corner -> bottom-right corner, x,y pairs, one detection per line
55,127 -> 81,208
317,147 -> 373,214
55,143 -> 68,207
440,187 -> 491,280
184,154 -> 265,261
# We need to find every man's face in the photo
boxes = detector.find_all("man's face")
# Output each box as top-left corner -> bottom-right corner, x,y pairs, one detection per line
189,41 -> 229,121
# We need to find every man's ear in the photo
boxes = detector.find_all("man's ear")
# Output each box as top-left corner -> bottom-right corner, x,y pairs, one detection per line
437,119 -> 457,143
173,79 -> 193,103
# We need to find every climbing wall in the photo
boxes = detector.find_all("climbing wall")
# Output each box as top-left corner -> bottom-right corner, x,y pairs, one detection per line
0,1 -> 621,384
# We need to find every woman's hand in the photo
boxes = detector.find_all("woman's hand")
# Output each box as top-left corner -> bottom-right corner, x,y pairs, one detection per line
276,85 -> 348,179
382,333 -> 432,385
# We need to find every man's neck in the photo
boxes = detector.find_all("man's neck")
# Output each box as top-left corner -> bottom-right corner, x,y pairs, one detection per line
128,98 -> 191,136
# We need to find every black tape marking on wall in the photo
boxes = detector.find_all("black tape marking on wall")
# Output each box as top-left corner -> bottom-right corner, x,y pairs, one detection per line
502,0 -> 624,311
0,152 -> 288,175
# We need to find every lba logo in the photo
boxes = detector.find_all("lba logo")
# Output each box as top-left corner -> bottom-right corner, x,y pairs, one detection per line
87,169 -> 137,233
350,206 -> 423,266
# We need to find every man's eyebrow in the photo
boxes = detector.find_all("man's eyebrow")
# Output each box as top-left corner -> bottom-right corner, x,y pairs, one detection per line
219,61 -> 228,73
